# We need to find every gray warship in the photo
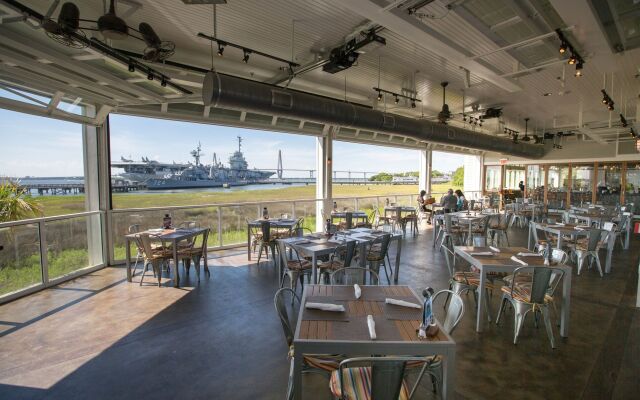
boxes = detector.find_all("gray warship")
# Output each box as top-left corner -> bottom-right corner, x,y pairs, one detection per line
112,137 -> 274,189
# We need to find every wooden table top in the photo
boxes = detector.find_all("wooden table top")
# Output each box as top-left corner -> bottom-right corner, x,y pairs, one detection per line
534,222 -> 591,234
125,227 -> 207,240
247,218 -> 298,226
298,285 -> 449,343
455,246 -> 545,267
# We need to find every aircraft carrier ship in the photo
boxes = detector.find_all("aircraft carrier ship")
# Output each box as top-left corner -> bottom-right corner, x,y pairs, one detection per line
111,137 -> 274,189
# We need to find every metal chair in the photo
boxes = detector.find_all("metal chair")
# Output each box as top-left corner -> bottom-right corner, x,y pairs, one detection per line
179,228 -> 210,280
319,240 -> 357,283
330,357 -> 440,400
365,234 -> 392,284
136,233 -> 172,287
488,213 -> 511,246
257,220 -> 277,265
276,240 -> 312,294
496,265 -> 565,348
571,228 -> 608,277
246,219 -> 262,255
469,215 -> 490,246
407,289 -> 464,397
438,214 -> 463,251
274,288 -> 341,400
330,267 -> 380,286
128,224 -> 143,277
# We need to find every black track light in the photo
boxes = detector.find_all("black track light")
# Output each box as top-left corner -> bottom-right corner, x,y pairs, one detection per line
394,95 -> 399,104
601,89 -> 609,104
217,43 -> 225,57
559,42 -> 567,54
242,50 -> 250,63
411,100 -> 416,108
160,77 -> 167,87
377,91 -> 383,101
568,54 -> 577,65
128,63 -> 135,73
620,114 -> 628,128
147,72 -> 154,81
575,61 -> 583,77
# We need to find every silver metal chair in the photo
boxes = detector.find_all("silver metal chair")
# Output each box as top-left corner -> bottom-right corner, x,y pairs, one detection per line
128,224 -> 143,277
319,240 -> 357,283
276,240 -> 312,294
330,267 -> 380,286
408,289 -> 464,397
179,229 -> 210,280
330,356 -> 440,400
438,214 -> 462,251
572,228 -> 608,277
274,288 -> 341,400
488,213 -> 511,246
496,265 -> 565,348
136,233 -> 172,287
365,234 -> 392,284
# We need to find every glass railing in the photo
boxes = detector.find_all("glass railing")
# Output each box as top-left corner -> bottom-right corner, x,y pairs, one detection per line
0,211 -> 104,302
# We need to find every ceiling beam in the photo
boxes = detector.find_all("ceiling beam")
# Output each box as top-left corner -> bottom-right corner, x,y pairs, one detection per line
335,0 -> 521,92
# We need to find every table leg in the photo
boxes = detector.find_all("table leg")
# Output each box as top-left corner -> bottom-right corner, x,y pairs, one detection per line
442,346 -> 456,400
560,269 -> 571,337
173,240 -> 179,288
605,234 -> 615,273
556,233 -> 564,249
433,220 -> 439,248
247,226 -> 252,261
467,224 -> 473,245
625,223 -> 630,250
527,223 -> 533,250
125,237 -> 132,282
476,270 -> 486,332
394,238 -> 402,284
203,240 -> 209,276
292,349 -> 303,400
312,253 -> 318,284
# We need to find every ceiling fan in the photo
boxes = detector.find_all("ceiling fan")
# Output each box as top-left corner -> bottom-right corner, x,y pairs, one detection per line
437,81 -> 451,124
42,0 -> 175,61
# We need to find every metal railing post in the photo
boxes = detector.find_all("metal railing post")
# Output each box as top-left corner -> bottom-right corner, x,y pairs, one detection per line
291,201 -> 296,218
38,220 -> 49,285
218,207 -> 223,247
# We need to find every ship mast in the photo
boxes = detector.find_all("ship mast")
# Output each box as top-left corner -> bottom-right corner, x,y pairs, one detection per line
190,142 -> 202,166
237,136 -> 242,153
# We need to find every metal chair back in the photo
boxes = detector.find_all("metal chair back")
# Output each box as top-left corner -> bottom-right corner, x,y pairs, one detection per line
510,266 -> 565,304
330,267 -> 380,285
260,220 -> 272,242
345,212 -> 353,230
333,240 -> 357,269
178,220 -> 198,229
586,228 -> 602,251
367,233 -> 391,260
433,289 -> 464,335
273,288 -> 300,347
337,358 -> 406,400
128,224 -> 140,234
136,233 -> 158,260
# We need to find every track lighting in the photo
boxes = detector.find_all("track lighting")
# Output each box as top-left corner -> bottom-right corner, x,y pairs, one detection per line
160,77 -> 167,87
217,43 -> 225,56
607,102 -> 614,111
147,72 -> 154,80
372,87 -> 420,109
242,49 -> 251,63
568,53 -> 577,65
559,42 -> 567,54
620,114 -> 628,128
198,33 -> 299,70
575,62 -> 583,77
128,63 -> 135,72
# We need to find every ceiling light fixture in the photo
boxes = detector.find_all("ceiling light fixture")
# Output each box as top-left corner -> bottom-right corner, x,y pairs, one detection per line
197,33 -> 300,69
217,42 -> 225,56
620,114 -> 628,127
128,62 -> 135,72
575,61 -> 583,77
372,87 -> 421,109
555,29 -> 584,77
161,77 -> 167,87
242,49 -> 251,63
147,72 -> 154,80
559,42 -> 567,54
568,54 -> 577,65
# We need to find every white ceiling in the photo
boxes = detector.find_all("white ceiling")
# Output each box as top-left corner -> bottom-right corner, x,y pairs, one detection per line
0,0 -> 638,146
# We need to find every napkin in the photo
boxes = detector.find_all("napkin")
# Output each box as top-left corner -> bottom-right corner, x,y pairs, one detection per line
510,256 -> 528,266
574,227 -> 585,231
354,284 -> 362,299
516,252 -> 540,257
305,302 -> 345,312
553,223 -> 565,227
367,315 -> 376,340
385,298 -> 422,309
470,251 -> 494,256
489,246 -> 501,253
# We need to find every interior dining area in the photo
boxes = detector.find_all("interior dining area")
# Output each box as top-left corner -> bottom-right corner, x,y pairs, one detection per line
0,0 -> 639,399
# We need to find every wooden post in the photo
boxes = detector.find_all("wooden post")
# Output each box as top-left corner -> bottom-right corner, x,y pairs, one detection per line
543,165 -> 549,207
592,162 -> 598,204
566,164 -> 572,208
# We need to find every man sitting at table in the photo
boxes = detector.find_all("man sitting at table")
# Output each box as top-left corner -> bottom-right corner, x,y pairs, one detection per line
440,189 -> 457,213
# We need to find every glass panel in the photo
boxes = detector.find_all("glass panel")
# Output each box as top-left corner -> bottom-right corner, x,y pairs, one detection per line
293,200 -> 318,232
333,198 -> 357,212
571,165 -> 594,206
0,223 -> 41,297
504,165 -> 525,190
526,165 -> 545,202
358,197 -> 378,216
596,164 -> 622,206
485,166 -> 502,192
625,163 -> 640,214
547,165 -> 569,208
220,204 -> 260,247
46,215 -> 102,280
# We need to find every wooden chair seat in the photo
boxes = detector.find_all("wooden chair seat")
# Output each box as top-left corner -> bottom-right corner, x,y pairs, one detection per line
318,259 -> 345,270
501,283 -> 553,304
287,259 -> 312,271
329,367 -> 410,400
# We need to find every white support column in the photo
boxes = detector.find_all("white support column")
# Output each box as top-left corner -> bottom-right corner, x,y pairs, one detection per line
316,126 -> 333,232
463,154 -> 484,200
419,148 -> 432,194
82,105 -> 105,267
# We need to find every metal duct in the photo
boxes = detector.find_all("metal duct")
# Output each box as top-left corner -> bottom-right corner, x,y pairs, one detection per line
202,71 -> 545,158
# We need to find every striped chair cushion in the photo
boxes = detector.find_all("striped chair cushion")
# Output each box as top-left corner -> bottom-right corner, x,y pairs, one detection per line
288,346 -> 342,372
452,271 -> 481,286
470,265 -> 508,278
318,259 -> 345,270
329,367 -> 410,400
287,259 -> 312,271
501,283 -> 553,304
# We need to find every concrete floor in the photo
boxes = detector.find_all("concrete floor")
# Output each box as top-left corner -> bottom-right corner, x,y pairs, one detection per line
0,224 -> 638,400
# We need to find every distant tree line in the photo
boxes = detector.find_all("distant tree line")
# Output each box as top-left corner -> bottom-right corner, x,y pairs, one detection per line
368,170 -> 450,182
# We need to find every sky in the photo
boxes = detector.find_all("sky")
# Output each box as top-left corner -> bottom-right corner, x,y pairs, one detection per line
0,107 -> 465,178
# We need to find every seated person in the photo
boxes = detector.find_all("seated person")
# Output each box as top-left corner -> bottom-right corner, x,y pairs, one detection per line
417,190 -> 428,212
440,189 -> 458,213
455,189 -> 467,211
